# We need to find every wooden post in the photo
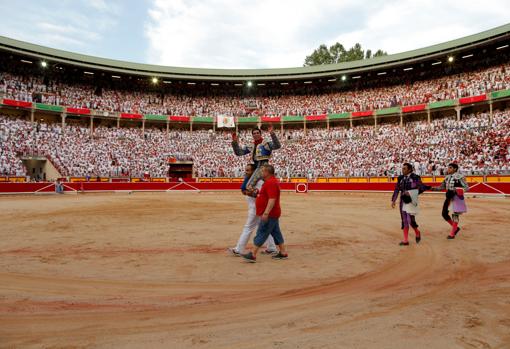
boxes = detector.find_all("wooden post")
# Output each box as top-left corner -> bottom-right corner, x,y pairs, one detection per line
304,116 -> 307,136
166,120 -> 169,136
30,108 -> 35,123
349,116 -> 353,128
326,116 -> 330,131
61,112 -> 66,133
90,116 -> 94,135
455,106 -> 461,121
117,116 -> 120,128
427,109 -> 431,124
280,118 -> 283,134
142,118 -> 145,134
190,119 -> 193,132
374,114 -> 377,130
399,111 -> 403,128
489,101 -> 493,124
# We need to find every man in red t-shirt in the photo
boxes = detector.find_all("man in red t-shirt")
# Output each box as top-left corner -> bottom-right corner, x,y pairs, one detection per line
242,164 -> 288,263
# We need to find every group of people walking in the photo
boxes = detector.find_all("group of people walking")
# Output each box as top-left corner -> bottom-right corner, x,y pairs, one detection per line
228,126 -> 288,263
392,163 -> 469,245
227,126 -> 471,262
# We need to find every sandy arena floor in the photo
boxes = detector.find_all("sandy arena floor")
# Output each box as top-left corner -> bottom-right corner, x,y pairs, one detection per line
0,191 -> 509,349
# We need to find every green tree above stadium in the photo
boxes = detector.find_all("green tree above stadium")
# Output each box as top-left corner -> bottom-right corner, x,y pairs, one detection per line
304,43 -> 387,66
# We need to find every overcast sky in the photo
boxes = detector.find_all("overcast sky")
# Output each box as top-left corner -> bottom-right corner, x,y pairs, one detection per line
0,0 -> 509,69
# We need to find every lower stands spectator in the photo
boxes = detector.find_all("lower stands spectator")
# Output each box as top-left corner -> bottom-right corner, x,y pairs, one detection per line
1,110 -> 508,179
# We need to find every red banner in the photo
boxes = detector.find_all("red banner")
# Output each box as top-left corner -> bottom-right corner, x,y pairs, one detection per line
66,107 -> 91,115
2,99 -> 32,108
352,110 -> 373,117
402,104 -> 426,113
170,115 -> 190,122
459,94 -> 487,105
261,116 -> 281,122
120,113 -> 143,119
306,114 -> 327,121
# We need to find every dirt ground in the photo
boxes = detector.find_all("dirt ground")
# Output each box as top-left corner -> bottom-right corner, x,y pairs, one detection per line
0,191 -> 509,349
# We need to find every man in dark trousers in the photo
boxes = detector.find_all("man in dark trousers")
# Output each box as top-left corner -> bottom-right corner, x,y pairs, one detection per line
430,163 -> 469,239
242,164 -> 288,263
391,163 -> 429,246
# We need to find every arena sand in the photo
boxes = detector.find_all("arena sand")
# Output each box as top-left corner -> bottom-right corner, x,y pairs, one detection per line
0,192 -> 509,348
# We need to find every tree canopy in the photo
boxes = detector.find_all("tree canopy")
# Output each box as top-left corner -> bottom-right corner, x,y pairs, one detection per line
304,43 -> 387,66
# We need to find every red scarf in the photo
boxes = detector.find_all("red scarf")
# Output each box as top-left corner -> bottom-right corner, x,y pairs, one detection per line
253,138 -> 263,146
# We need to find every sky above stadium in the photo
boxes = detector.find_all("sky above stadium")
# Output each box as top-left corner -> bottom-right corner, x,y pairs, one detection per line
1,0 -> 509,69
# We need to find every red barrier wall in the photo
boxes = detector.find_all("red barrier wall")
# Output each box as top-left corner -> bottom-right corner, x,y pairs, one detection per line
1,182 -> 509,195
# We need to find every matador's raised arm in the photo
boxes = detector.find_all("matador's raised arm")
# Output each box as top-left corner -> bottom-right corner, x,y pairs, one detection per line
231,133 -> 250,156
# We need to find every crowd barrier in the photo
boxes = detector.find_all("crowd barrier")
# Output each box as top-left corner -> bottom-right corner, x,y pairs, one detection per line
0,181 -> 508,195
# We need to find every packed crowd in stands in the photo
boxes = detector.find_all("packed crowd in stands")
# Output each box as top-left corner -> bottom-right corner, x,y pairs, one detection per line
1,63 -> 510,116
1,109 -> 509,179
272,111 -> 510,177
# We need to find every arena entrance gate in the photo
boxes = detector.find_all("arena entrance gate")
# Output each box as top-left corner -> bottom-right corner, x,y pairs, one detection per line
168,158 -> 193,180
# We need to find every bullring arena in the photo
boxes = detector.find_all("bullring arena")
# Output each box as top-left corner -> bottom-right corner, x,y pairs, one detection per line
1,17 -> 510,349
0,190 -> 510,348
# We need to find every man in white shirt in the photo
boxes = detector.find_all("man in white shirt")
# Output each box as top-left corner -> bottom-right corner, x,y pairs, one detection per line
228,164 -> 277,256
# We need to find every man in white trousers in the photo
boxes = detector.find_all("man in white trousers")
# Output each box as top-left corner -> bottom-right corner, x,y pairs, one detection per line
228,164 -> 277,256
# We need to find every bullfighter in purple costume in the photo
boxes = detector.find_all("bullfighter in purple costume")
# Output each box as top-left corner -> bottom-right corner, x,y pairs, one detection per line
391,163 -> 430,246
430,163 -> 469,240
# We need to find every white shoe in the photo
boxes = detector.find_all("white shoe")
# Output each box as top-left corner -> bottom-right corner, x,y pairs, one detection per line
227,247 -> 241,256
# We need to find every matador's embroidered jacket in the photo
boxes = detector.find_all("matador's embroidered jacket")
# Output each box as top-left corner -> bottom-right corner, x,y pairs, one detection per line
231,132 -> 281,168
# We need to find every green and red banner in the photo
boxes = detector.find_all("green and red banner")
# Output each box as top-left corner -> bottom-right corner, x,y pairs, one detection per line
193,116 -> 214,123
306,114 -> 327,121
352,110 -> 373,118
459,94 -> 486,105
66,107 -> 91,115
376,107 -> 401,116
2,99 -> 32,108
237,116 -> 259,123
428,99 -> 456,109
328,113 -> 351,120
3,88 -> 509,127
120,113 -> 142,119
170,115 -> 190,122
283,115 -> 304,122
145,114 -> 168,121
491,89 -> 510,100
402,104 -> 426,113
261,116 -> 281,122
36,103 -> 64,112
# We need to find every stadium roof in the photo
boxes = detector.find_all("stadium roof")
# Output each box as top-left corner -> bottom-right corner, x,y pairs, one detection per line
1,23 -> 509,81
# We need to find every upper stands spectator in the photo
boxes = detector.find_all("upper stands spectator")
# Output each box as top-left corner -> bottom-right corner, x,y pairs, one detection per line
1,63 -> 509,116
